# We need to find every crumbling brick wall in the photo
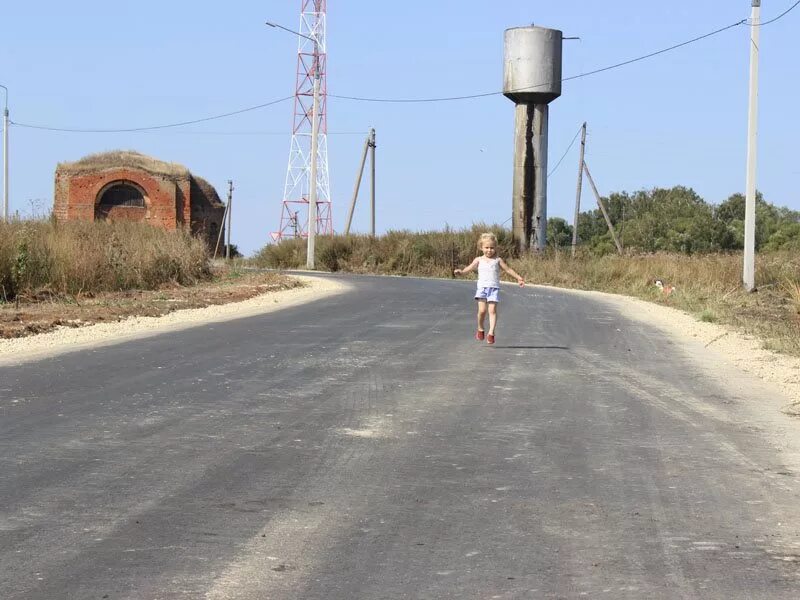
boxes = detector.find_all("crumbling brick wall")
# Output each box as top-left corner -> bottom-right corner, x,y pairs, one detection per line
54,168 -> 190,230
53,153 -> 225,249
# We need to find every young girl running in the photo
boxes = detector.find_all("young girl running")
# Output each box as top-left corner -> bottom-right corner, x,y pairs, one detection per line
453,232 -> 525,345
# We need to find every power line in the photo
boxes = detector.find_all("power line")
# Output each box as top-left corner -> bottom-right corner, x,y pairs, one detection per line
8,5 -> 799,133
329,19 -> 749,103
758,0 -> 800,25
547,125 -> 583,178
11,127 -> 366,137
560,19 -> 747,84
10,96 -> 294,133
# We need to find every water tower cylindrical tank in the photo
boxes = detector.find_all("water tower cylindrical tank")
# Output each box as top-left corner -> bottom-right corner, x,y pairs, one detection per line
503,26 -> 563,105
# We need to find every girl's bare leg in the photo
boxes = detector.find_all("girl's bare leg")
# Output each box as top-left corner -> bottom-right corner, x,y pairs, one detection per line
488,302 -> 498,335
477,300 -> 487,332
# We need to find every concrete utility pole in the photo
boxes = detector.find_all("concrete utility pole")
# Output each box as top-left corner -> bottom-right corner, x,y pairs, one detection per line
1,84 -> 8,223
743,0 -> 761,291
226,180 -> 233,260
571,122 -> 587,257
369,128 -> 376,236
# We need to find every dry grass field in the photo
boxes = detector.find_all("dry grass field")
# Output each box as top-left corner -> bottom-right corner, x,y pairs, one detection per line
0,219 -> 211,301
3,219 -> 796,355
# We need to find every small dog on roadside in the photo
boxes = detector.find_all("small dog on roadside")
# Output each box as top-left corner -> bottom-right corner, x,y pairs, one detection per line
654,279 -> 676,295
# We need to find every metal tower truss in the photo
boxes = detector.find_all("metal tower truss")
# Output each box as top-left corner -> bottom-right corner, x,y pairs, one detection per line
272,0 -> 332,241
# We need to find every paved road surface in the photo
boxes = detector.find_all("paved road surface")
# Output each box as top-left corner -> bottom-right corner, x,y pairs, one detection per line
2,275 -> 799,599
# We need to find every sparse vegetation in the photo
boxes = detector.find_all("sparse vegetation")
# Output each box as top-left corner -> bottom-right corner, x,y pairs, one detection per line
699,308 -> 718,323
57,150 -> 189,179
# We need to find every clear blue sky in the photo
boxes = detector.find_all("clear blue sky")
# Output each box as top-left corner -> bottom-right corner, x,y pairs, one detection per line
2,1 -> 798,255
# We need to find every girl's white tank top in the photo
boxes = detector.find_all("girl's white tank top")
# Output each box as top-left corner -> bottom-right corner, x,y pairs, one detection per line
477,257 -> 501,288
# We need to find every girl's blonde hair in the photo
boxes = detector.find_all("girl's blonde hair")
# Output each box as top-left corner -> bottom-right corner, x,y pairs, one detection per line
478,232 -> 497,248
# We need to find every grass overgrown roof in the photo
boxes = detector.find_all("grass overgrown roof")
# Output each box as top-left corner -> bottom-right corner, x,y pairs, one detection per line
57,150 -> 190,180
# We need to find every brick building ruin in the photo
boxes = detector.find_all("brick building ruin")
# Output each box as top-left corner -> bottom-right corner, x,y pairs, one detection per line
54,151 -> 226,248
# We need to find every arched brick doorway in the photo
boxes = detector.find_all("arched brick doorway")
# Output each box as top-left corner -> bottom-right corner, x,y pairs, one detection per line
95,181 -> 148,221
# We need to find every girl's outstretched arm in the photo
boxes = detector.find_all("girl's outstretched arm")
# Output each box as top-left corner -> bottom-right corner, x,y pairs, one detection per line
454,257 -> 479,276
499,258 -> 525,286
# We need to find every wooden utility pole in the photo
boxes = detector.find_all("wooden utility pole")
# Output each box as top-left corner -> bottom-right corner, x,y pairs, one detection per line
571,122 -> 587,257
225,180 -> 233,260
213,201 -> 228,260
343,128 -> 376,236
344,130 -> 371,235
583,161 -> 623,255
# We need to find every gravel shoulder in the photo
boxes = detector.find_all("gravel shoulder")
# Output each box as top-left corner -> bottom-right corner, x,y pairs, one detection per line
0,275 -> 349,367
565,286 -> 800,416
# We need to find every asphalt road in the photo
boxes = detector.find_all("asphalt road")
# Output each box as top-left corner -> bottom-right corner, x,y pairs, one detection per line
1,274 -> 799,599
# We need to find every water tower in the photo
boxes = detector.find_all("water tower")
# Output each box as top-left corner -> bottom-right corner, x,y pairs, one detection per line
504,26 -> 563,253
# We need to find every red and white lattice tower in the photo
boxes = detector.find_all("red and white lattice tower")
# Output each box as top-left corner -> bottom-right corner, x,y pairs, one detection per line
271,0 -> 332,241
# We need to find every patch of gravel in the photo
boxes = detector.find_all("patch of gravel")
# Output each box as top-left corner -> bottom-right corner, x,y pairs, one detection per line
0,276 -> 349,367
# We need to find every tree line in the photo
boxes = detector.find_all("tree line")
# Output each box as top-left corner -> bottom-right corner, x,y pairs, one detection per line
546,187 -> 800,254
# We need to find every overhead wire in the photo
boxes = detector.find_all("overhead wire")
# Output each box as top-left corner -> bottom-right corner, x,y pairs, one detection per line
547,125 -> 583,178
328,18 -> 749,104
758,0 -> 800,26
19,129 -> 367,136
10,96 -> 294,133
8,4 -> 799,133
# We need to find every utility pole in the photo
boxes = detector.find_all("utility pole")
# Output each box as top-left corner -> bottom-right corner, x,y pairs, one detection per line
345,130 -> 371,235
213,202 -> 228,261
743,0 -> 761,291
369,128 -> 376,236
571,122 -> 587,257
226,180 -> 233,260
583,161 -> 623,255
1,84 -> 8,223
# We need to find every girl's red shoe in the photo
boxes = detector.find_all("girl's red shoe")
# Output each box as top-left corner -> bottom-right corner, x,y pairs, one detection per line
486,334 -> 495,345
475,330 -> 485,341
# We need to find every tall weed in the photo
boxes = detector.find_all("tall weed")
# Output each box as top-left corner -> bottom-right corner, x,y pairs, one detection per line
0,219 -> 210,299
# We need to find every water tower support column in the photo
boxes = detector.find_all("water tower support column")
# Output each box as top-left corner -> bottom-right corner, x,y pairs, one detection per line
512,104 -> 533,252
532,103 -> 548,252
511,103 -> 549,253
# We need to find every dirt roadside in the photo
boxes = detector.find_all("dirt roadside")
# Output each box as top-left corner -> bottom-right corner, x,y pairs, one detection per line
0,271 -> 301,339
0,273 -> 349,366
571,287 -> 800,417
